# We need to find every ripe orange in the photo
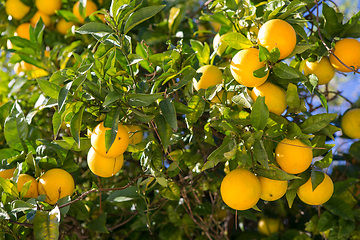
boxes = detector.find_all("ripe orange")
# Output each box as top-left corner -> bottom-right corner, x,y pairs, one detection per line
38,168 -> 75,205
124,125 -> 143,145
303,57 -> 335,85
193,65 -> 222,91
87,147 -> 124,178
30,11 -> 51,27
230,48 -> 269,87
341,108 -> 360,139
297,172 -> 334,205
73,0 -> 98,23
35,0 -> 62,15
257,19 -> 296,60
0,168 -> 15,179
258,176 -> 288,201
90,122 -> 129,158
329,38 -> 360,72
5,0 -> 30,20
17,174 -> 39,198
258,217 -> 283,236
250,81 -> 287,115
275,138 -> 313,174
220,168 -> 261,210
15,23 -> 31,40
56,18 -> 75,35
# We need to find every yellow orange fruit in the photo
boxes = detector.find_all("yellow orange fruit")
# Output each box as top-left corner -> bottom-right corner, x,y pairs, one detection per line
90,122 -> 129,158
56,18 -> 75,35
250,81 -> 287,115
303,57 -> 335,85
213,33 -> 229,56
73,0 -> 98,23
0,168 -> 15,179
15,23 -> 31,40
20,61 -> 34,71
297,172 -> 334,205
275,138 -> 313,174
38,168 -> 75,205
193,65 -> 222,91
87,147 -> 124,178
124,125 -> 143,145
5,0 -> 30,20
230,48 -> 269,87
341,108 -> 360,139
220,168 -> 261,210
35,0 -> 62,15
257,19 -> 296,60
17,174 -> 39,198
329,38 -> 360,72
258,218 -> 283,236
30,11 -> 51,27
258,176 -> 288,201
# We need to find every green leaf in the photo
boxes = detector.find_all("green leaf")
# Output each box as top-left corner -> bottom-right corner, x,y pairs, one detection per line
300,113 -> 337,134
11,200 -> 36,212
87,212 -> 109,233
338,218 -> 355,239
33,208 -> 60,240
273,62 -> 299,79
185,95 -> 205,128
104,107 -> 122,153
315,150 -> 333,168
314,89 -> 328,112
311,170 -> 325,191
204,136 -> 236,171
253,140 -> 268,168
4,101 -> 28,152
37,79 -> 62,99
190,40 -> 210,65
0,178 -> 18,197
258,45 -> 280,63
222,32 -> 254,50
107,186 -> 141,202
257,165 -> 301,180
286,83 -> 300,111
0,208 -> 10,220
285,188 -> 297,208
251,96 -> 269,130
124,5 -> 166,34
128,93 -> 163,107
155,114 -> 172,151
76,22 -> 114,35
317,211 -> 337,232
322,2 -> 342,38
324,197 -> 354,221
103,91 -> 123,107
58,82 -> 72,112
70,106 -> 85,148
160,182 -> 180,201
159,98 -> 177,131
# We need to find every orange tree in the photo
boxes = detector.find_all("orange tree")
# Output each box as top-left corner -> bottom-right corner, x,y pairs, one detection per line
0,0 -> 360,239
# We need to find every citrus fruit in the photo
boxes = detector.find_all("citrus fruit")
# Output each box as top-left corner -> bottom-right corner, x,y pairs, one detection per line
275,138 -> 313,174
35,0 -> 62,15
90,122 -> 129,158
124,125 -> 143,145
73,0 -> 98,23
193,65 -> 222,91
213,33 -> 229,56
257,19 -> 296,60
20,61 -> 34,71
297,172 -> 334,205
258,176 -> 288,201
250,81 -> 287,115
17,174 -> 39,198
38,168 -> 75,205
220,168 -> 261,210
329,38 -> 360,72
230,48 -> 269,87
303,57 -> 335,85
56,18 -> 75,35
30,11 -> 51,27
258,217 -> 283,236
341,108 -> 360,139
15,23 -> 31,40
87,147 -> 124,178
5,0 -> 30,20
210,90 -> 235,104
0,168 -> 15,179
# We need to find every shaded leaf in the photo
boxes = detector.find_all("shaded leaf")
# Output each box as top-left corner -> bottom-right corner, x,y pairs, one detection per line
251,96 -> 269,130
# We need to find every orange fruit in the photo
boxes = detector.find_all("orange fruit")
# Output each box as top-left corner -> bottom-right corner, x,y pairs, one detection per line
0,168 -> 15,179
297,172 -> 334,205
15,23 -> 31,40
87,147 -> 124,178
124,125 -> 143,145
38,168 -> 75,205
258,217 -> 283,236
20,61 -> 34,71
30,11 -> 51,27
193,65 -> 222,91
90,122 -> 129,158
275,138 -> 313,174
258,176 -> 288,201
341,108 -> 360,139
73,0 -> 98,23
56,18 -> 75,35
303,57 -> 335,85
257,19 -> 296,60
329,38 -> 360,72
17,174 -> 39,198
35,0 -> 62,15
220,168 -> 261,210
250,81 -> 287,115
5,0 -> 30,20
230,48 -> 269,87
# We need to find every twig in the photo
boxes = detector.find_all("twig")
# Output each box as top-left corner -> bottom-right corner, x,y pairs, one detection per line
8,219 -> 33,228
107,212 -> 138,231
